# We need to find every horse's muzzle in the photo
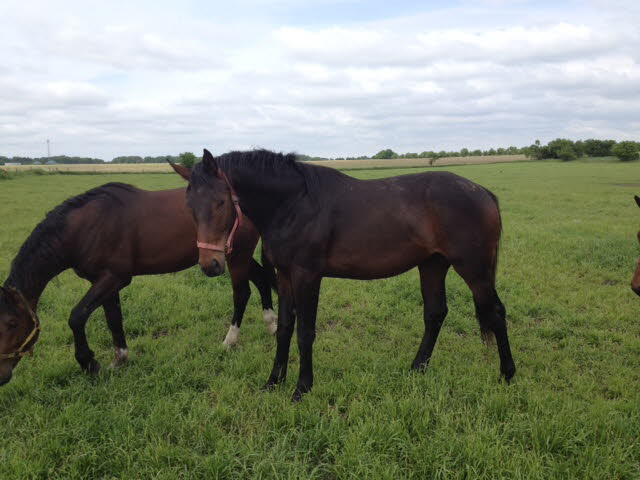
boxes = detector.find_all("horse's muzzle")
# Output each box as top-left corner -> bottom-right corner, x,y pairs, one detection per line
0,371 -> 12,387
201,259 -> 225,277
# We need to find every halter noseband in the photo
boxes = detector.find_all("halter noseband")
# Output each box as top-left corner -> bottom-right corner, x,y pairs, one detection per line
196,169 -> 243,256
0,288 -> 41,361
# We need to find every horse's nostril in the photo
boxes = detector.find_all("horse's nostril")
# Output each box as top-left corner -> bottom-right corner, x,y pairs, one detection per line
0,373 -> 12,387
202,259 -> 224,277
212,259 -> 225,275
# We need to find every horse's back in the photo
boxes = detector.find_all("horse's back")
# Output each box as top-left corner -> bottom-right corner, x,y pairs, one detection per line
65,185 -> 198,277
321,171 -> 501,278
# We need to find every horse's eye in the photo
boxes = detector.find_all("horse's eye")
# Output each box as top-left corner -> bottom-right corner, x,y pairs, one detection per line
218,200 -> 225,207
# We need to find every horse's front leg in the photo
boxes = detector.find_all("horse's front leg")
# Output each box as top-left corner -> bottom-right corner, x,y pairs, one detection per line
263,272 -> 295,389
224,258 -> 252,347
291,272 -> 322,402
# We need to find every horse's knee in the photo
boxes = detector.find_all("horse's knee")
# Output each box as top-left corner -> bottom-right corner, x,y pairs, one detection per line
425,304 -> 448,330
68,306 -> 91,334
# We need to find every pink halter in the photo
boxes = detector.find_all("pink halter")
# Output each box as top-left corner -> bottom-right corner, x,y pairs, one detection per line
196,169 -> 243,255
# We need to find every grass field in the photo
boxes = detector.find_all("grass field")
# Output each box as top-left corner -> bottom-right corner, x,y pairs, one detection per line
0,161 -> 639,478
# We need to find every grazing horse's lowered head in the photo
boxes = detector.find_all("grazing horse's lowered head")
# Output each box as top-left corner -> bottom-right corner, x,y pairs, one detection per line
169,151 -> 240,278
632,195 -> 640,296
0,286 -> 40,386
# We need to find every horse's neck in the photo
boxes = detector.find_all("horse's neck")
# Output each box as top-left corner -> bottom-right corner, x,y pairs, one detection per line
233,169 -> 307,233
5,245 -> 67,309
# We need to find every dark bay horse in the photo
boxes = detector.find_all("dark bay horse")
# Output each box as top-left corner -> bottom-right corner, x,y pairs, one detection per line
632,195 -> 640,295
175,149 -> 516,401
0,182 -> 277,386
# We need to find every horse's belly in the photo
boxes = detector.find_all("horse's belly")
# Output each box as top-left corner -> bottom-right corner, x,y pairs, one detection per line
324,243 -> 427,280
132,248 -> 198,275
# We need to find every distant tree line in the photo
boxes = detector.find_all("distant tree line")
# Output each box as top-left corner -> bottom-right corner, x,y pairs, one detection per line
111,155 -> 179,164
363,146 -> 525,161
0,155 -> 105,165
2,139 -> 638,165
524,138 -> 640,162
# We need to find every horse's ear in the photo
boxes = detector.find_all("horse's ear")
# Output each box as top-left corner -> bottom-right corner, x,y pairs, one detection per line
635,195 -> 640,208
167,159 -> 191,181
202,149 -> 218,175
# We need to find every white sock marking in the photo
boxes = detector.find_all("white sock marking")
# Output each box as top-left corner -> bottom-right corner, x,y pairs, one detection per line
263,309 -> 278,335
223,325 -> 240,347
110,347 -> 129,368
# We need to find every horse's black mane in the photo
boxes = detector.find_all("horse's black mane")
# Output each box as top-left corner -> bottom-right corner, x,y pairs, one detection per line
5,182 -> 137,290
190,149 -> 348,201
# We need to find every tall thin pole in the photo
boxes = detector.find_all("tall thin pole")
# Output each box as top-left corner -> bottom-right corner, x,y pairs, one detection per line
46,139 -> 50,158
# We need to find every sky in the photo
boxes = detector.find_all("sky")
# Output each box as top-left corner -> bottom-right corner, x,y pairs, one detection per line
1,0 -> 639,160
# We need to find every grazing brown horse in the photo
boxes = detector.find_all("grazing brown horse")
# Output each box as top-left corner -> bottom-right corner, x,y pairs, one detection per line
175,149 -> 516,401
632,195 -> 640,296
0,182 -> 277,386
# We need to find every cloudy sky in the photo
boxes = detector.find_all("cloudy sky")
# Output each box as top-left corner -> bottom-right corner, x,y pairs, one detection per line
1,0 -> 639,160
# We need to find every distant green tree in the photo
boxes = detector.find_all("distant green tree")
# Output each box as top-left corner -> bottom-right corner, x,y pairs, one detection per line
372,149 -> 397,159
506,146 -> 519,154
557,144 -> 578,161
612,141 -> 639,162
178,152 -> 197,168
583,139 -> 616,157
548,139 -> 578,161
460,148 -> 469,156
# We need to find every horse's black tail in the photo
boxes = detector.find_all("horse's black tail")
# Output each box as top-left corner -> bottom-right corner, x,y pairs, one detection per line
261,245 -> 278,292
479,186 -> 502,345
482,186 -> 502,283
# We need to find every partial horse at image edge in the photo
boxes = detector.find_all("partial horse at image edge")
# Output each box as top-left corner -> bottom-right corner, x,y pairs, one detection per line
632,195 -> 640,296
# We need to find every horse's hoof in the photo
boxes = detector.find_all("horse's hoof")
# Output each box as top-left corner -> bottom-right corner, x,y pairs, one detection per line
85,359 -> 101,375
110,348 -> 129,368
223,325 -> 240,348
263,309 -> 278,335
502,365 -> 516,384
291,385 -> 311,403
410,361 -> 428,373
261,381 -> 277,391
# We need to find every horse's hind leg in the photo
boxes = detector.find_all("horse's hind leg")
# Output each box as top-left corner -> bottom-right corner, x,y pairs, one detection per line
456,266 -> 516,382
223,259 -> 252,347
248,258 -> 277,334
103,292 -> 129,368
411,255 -> 450,371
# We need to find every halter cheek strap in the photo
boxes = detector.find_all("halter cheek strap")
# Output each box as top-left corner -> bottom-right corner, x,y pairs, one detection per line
196,170 -> 243,255
0,288 -> 41,361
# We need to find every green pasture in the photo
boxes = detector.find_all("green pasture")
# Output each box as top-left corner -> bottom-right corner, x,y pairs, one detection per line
0,161 -> 639,479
